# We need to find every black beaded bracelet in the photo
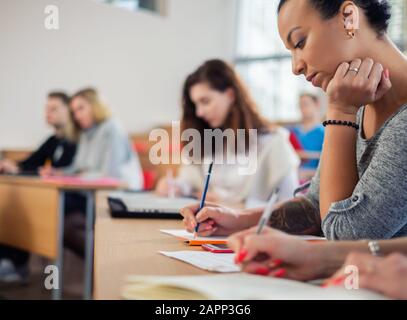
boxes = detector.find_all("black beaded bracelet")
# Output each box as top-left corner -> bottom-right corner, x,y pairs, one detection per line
322,120 -> 359,130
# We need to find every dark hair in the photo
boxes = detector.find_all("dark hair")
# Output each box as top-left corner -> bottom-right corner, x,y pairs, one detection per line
48,91 -> 70,106
300,93 -> 319,104
278,0 -> 392,35
47,91 -> 79,141
182,59 -> 270,154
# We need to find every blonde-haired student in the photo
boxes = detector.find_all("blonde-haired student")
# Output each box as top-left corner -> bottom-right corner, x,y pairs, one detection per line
41,88 -> 143,257
42,87 -> 143,190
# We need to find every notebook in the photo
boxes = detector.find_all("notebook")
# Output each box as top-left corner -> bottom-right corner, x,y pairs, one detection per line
159,251 -> 240,273
108,192 -> 197,219
160,229 -> 228,245
121,274 -> 388,300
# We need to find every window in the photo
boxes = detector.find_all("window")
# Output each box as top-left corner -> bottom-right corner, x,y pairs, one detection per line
235,0 -> 407,122
388,0 -> 406,51
94,0 -> 167,15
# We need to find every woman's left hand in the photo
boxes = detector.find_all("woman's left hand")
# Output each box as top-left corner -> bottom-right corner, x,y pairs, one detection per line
326,58 -> 392,115
324,252 -> 407,300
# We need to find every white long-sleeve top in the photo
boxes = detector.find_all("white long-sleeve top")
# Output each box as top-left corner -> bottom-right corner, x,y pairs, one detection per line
176,127 -> 300,207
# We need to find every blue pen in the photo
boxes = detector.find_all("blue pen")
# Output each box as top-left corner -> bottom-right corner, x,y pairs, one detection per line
194,161 -> 214,237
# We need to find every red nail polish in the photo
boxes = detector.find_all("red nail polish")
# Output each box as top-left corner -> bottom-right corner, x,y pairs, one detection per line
273,269 -> 287,278
322,275 -> 346,288
331,276 -> 346,286
255,267 -> 270,276
273,259 -> 283,267
384,68 -> 390,79
235,250 -> 248,264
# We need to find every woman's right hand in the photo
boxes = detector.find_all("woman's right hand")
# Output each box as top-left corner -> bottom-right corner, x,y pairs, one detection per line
326,58 -> 392,115
180,203 -> 256,237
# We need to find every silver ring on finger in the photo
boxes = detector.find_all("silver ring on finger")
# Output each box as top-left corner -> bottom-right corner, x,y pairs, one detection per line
348,67 -> 359,74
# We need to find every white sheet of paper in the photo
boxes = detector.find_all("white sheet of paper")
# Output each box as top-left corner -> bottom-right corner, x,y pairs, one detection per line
159,251 -> 240,273
160,229 -> 325,242
160,229 -> 228,242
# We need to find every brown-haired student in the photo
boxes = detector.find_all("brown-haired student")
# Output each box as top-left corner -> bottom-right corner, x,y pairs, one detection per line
156,59 -> 300,207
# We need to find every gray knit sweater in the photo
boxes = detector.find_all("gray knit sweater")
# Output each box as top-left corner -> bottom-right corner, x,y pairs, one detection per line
306,104 -> 407,240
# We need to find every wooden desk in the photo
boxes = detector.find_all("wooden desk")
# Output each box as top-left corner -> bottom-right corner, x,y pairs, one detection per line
0,175 -> 120,300
94,192 -> 212,300
1,149 -> 33,162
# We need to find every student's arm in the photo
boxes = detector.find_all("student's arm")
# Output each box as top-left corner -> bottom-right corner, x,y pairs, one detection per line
319,109 -> 359,219
181,170 -> 323,237
19,136 -> 55,172
61,140 -> 82,176
181,193 -> 323,238
228,226 -> 407,281
56,141 -> 77,168
320,59 -> 391,218
92,125 -> 142,190
311,238 -> 407,274
96,127 -> 132,179
321,108 -> 407,240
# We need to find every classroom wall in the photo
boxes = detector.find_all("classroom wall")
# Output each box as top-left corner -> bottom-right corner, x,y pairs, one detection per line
0,0 -> 237,149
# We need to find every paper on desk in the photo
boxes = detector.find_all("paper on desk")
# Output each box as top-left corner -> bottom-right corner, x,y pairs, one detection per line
159,251 -> 240,273
161,229 -> 325,245
160,229 -> 228,245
